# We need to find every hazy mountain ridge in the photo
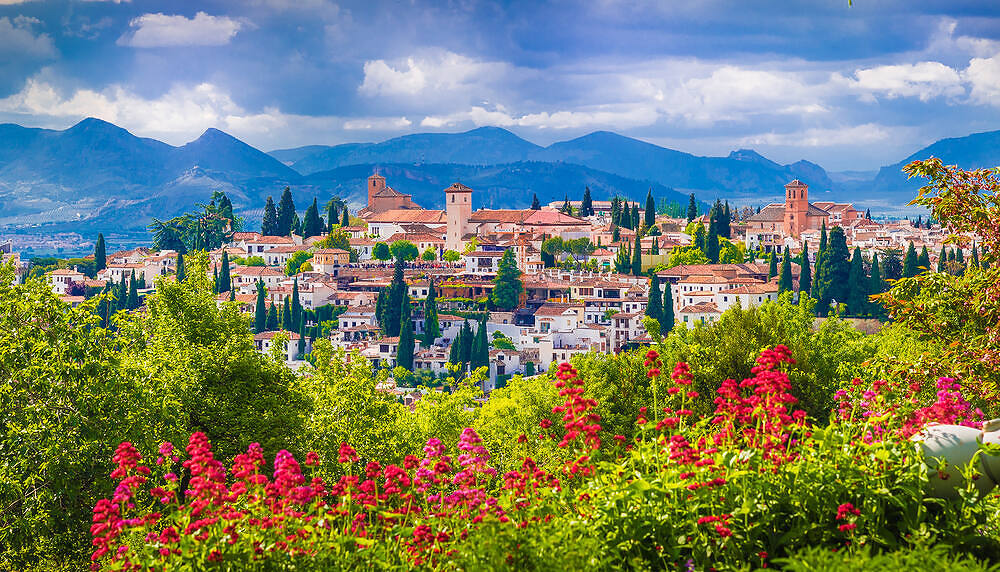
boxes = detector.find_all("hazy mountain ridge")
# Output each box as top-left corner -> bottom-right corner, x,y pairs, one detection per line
871,129 -> 1000,200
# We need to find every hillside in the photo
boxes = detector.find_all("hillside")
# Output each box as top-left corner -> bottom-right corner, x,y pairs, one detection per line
871,129 -> 1000,201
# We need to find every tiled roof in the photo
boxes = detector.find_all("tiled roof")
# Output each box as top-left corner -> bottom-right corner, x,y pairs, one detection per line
366,210 -> 446,224
679,302 -> 721,314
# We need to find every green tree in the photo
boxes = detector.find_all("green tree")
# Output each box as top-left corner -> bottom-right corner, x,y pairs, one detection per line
868,252 -> 884,318
373,242 -> 391,261
645,275 -> 663,325
846,247 -> 868,317
811,222 -> 828,300
460,320 -> 474,365
390,240 -> 419,262
798,242 -> 811,295
302,198 -> 325,238
661,279 -> 674,334
420,248 -> 436,262
266,302 -> 278,330
813,226 -> 850,315
126,271 -> 139,309
917,246 -> 931,273
631,232 -> 642,276
423,280 -> 440,346
291,212 -> 302,236
175,253 -> 185,282
686,193 -> 697,222
902,241 -> 918,278
881,248 -> 903,281
614,242 -> 631,273
291,278 -> 302,332
471,317 -> 489,371
448,325 -> 465,366
341,208 -> 350,227
768,251 -> 778,279
261,196 -> 279,236
443,250 -> 461,263
644,188 -> 656,228
254,280 -> 267,333
581,186 -> 594,217
397,292 -> 414,370
971,244 -> 980,268
778,246 -> 794,294
384,259 -> 406,335
285,251 -> 313,275
631,202 -> 640,230
276,187 -> 296,236
706,227 -> 720,263
94,233 -> 107,273
530,193 -> 541,210
937,245 -> 947,273
491,249 -> 523,310
281,296 -> 292,331
693,222 -> 706,252
218,250 -> 231,292
561,194 -> 572,215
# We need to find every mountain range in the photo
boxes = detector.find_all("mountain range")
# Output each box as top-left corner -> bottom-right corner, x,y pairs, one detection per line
1,118 -> 999,238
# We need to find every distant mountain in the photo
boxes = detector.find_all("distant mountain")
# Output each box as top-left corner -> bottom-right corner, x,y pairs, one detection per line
269,144 -> 333,166
871,129 -> 1000,201
0,118 -> 301,230
530,131 -> 834,196
285,127 -> 542,175
300,161 -> 694,213
280,129 -> 835,200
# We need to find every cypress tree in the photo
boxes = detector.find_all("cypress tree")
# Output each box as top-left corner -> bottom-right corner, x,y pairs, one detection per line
531,193 -> 541,210
811,222 -> 828,299
266,303 -> 278,331
491,249 -> 523,310
918,246 -> 931,273
661,280 -> 674,334
561,194 -> 572,215
385,259 -> 405,335
176,254 -> 186,283
646,275 -> 663,325
229,287 -> 235,302
397,291 -> 414,368
341,208 -> 350,227
902,241 -> 918,278
868,252 -> 884,318
631,232 -> 642,276
813,226 -> 850,315
644,188 -> 656,228
777,246 -> 793,293
448,328 -> 463,366
581,187 -> 594,217
612,224 -> 620,243
212,266 -> 219,293
722,201 -> 731,239
948,248 -> 956,262
302,198 -> 324,238
798,242 -> 811,295
126,271 -> 139,310
614,242 -> 631,273
651,236 -> 659,255
706,227 -> 720,263
291,212 -> 302,236
94,233 -> 107,273
423,279 -> 440,346
218,250 -> 231,292
768,251 -> 778,279
297,321 -> 306,359
276,187 -> 295,235
459,320 -> 474,366
956,247 -> 965,265
846,247 -> 868,317
376,289 -> 387,332
631,202 -> 640,230
937,245 -> 947,273
115,274 -> 127,313
262,196 -> 279,235
254,281 -> 267,333
291,277 -> 302,331
881,249 -> 903,281
471,317 -> 488,371
686,193 -> 697,222
282,296 -> 292,331
971,244 -> 980,268
693,223 -> 706,252
865,208 -> 871,220
325,200 -> 338,232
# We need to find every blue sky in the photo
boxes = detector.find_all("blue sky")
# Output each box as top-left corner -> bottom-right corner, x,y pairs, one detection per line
1,0 -> 999,171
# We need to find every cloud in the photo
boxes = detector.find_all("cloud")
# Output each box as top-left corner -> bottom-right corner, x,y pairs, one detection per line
964,54 -> 1000,106
843,61 -> 965,102
359,51 -> 508,97
420,103 -> 659,130
0,16 -> 56,59
739,124 -> 895,148
118,12 -> 245,48
343,116 -> 411,130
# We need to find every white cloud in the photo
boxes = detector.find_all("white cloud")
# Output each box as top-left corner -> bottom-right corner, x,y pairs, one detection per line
343,116 -> 411,130
739,124 -> 895,148
420,103 -> 660,130
118,12 -> 244,48
359,51 -> 509,97
844,61 -> 965,102
964,54 -> 1000,106
0,16 -> 56,59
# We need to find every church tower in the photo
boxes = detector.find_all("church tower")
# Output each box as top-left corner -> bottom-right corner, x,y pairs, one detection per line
367,173 -> 386,209
444,182 -> 473,252
783,180 -> 809,238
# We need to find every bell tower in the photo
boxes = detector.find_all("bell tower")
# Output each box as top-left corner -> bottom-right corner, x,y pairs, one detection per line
444,182 -> 473,252
783,180 -> 809,237
367,173 -> 386,209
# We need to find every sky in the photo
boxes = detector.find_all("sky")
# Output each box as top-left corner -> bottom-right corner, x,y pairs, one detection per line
0,1 -> 999,171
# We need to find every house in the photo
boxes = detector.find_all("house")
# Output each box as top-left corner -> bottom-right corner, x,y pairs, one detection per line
745,180 -> 859,238
312,249 -> 350,273
264,245 -> 312,268
253,330 -> 312,361
48,268 -> 85,295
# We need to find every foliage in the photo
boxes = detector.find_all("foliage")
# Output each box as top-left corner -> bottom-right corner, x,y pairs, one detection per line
314,228 -> 351,251
285,251 -> 313,275
390,240 -> 419,262
443,250 -> 461,263
149,192 -> 242,253
667,245 -> 710,268
491,249 -> 522,311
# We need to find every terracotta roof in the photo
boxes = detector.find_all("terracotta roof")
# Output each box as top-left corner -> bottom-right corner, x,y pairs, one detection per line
254,330 -> 302,340
49,268 -> 84,275
232,266 -> 284,277
266,245 -> 311,253
366,210 -> 446,224
444,182 -> 473,193
314,248 -> 350,255
534,303 -> 583,317
679,302 -> 721,314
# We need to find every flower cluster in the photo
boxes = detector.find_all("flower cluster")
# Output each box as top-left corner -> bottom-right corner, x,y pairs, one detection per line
552,362 -> 602,476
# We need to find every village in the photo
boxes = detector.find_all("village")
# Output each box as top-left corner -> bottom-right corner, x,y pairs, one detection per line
8,173 -> 973,396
